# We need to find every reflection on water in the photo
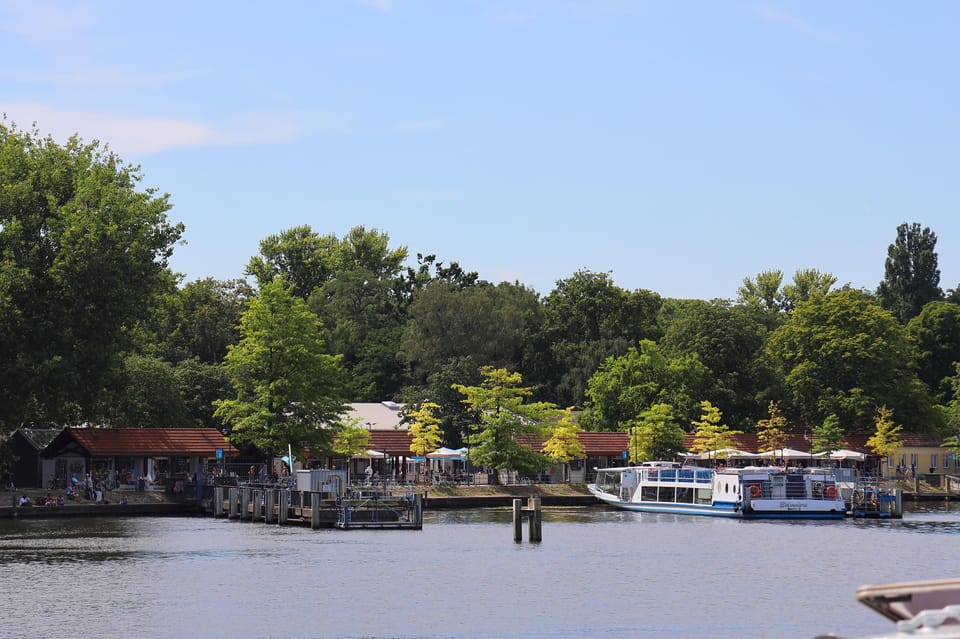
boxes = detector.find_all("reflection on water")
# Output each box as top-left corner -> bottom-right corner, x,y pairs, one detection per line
1,505 -> 959,639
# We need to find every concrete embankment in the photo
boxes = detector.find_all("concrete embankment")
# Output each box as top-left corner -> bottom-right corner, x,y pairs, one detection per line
423,494 -> 598,509
0,502 -> 198,519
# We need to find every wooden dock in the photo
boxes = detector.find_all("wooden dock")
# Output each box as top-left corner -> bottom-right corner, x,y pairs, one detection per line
211,486 -> 423,530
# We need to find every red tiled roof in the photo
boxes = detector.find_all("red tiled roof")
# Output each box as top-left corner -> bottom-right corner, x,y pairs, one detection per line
367,430 -> 415,456
50,428 -> 238,457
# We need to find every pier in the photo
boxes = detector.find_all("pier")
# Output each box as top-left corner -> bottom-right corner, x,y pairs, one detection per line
210,469 -> 422,530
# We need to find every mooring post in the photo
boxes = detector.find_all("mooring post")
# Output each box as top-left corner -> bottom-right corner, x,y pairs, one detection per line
278,491 -> 289,524
513,499 -> 524,542
528,496 -> 542,542
266,490 -> 276,523
311,492 -> 321,529
229,487 -> 239,519
213,486 -> 223,518
241,488 -> 251,521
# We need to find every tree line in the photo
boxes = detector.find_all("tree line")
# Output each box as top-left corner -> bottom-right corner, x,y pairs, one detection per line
4,123 -> 960,468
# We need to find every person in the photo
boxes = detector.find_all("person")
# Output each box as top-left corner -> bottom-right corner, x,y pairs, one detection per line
18,494 -> 31,508
364,464 -> 373,484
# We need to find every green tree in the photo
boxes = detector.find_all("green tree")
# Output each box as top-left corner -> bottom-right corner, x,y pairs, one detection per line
767,289 -> 936,431
866,406 -> 903,477
756,401 -> 788,455
0,121 -> 184,424
529,270 -> 662,407
659,299 -> 774,428
906,301 -> 960,402
811,414 -> 845,455
331,420 -> 372,458
453,367 -> 555,484
690,401 -> 743,458
246,225 -> 342,299
406,402 -> 444,457
625,403 -> 685,462
108,353 -> 192,427
781,268 -> 837,312
214,279 -> 346,456
581,339 -> 710,431
173,358 -> 233,430
877,222 -> 943,323
162,278 -> 252,364
541,408 -> 586,464
738,269 -> 785,314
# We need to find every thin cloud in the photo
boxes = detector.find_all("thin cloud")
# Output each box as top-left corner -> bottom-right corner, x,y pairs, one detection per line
0,1 -> 96,39
0,103 -> 301,156
750,4 -> 839,42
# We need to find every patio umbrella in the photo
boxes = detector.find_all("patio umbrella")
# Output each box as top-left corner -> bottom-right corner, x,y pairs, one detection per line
757,448 -> 812,459
829,449 -> 866,461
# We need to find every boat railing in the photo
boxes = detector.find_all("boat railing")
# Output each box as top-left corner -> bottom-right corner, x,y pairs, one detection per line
642,468 -> 713,484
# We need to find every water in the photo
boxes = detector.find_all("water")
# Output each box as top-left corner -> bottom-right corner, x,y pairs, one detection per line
1,504 -> 959,639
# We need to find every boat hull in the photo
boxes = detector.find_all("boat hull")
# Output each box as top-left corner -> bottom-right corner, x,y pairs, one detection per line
589,488 -> 847,519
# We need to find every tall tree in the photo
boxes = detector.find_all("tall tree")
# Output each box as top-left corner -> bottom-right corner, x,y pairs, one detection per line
767,289 -> 936,431
246,225 -> 341,299
866,406 -> 903,477
811,414 -> 845,455
541,408 -> 586,465
453,367 -> 555,484
214,279 -> 346,456
625,403 -> 685,462
0,122 -> 183,424
906,301 -> 960,402
690,401 -> 742,458
406,402 -> 444,457
581,339 -> 710,431
738,270 -> 785,314
529,270 -> 661,407
755,401 -> 788,455
877,222 -> 943,323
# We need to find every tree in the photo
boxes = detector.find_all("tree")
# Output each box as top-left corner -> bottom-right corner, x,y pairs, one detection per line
866,406 -> 903,477
529,270 -> 662,407
0,121 -> 184,424
625,403 -> 685,462
906,301 -> 960,402
406,402 -> 444,457
755,401 -> 788,456
246,225 -> 341,299
811,414 -> 845,455
690,401 -> 742,458
738,270 -> 785,314
781,269 -> 837,312
767,289 -> 936,431
541,408 -> 586,465
214,279 -> 346,456
161,278 -> 252,364
659,299 -> 774,428
581,340 -> 710,431
331,420 -> 372,458
453,367 -> 555,484
108,353 -> 192,427
877,222 -> 943,324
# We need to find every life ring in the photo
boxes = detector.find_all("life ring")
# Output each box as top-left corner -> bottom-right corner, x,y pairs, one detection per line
748,484 -> 761,499
824,485 -> 838,499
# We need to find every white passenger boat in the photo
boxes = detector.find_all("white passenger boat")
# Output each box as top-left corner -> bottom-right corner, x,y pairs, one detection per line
588,462 -> 847,519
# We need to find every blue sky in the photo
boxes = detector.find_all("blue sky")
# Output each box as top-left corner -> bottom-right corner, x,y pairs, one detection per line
3,1 -> 958,301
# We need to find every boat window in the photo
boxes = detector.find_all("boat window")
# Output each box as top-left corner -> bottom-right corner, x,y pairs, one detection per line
641,486 -> 658,502
675,488 -> 693,503
658,486 -> 676,503
695,488 -> 711,505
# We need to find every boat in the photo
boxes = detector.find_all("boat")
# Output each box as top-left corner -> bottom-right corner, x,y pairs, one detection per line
816,579 -> 960,638
588,461 -> 847,519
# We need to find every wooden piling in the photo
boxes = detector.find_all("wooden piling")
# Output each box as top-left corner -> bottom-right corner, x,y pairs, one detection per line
512,496 -> 542,543
213,486 -> 224,518
278,491 -> 289,524
266,490 -> 276,523
229,487 -> 239,519
311,492 -> 321,530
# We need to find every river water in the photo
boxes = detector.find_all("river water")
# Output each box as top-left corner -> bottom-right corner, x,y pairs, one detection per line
1,503 -> 959,639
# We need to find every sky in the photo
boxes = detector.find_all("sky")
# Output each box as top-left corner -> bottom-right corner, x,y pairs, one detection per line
2,1 -> 959,301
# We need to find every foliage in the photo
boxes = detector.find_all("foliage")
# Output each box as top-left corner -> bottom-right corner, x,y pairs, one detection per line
811,414 -> 845,455
906,301 -> 960,402
406,401 -> 444,457
529,270 -> 662,407
214,278 -> 346,455
108,353 -> 192,427
738,270 -> 785,314
755,401 -> 788,453
689,401 -> 743,457
0,121 -> 183,424
453,367 -> 555,483
541,408 -> 585,463
767,289 -> 935,431
331,420 -> 372,458
876,222 -> 943,324
866,406 -> 903,468
162,278 -> 253,364
659,299 -> 773,428
581,339 -> 710,431
625,403 -> 685,462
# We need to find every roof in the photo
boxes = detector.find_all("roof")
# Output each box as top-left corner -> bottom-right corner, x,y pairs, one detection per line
367,430 -> 415,456
348,402 -> 406,430
12,427 -> 63,450
46,427 -> 238,457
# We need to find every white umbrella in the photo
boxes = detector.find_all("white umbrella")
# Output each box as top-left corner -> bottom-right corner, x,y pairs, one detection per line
426,447 -> 466,460
757,448 -> 812,459
829,449 -> 866,461
684,448 -> 756,460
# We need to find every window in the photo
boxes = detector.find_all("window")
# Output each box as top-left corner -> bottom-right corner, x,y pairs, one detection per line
931,454 -> 938,469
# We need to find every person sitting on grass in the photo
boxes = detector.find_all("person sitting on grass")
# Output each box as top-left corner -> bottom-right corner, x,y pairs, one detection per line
18,495 -> 32,508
